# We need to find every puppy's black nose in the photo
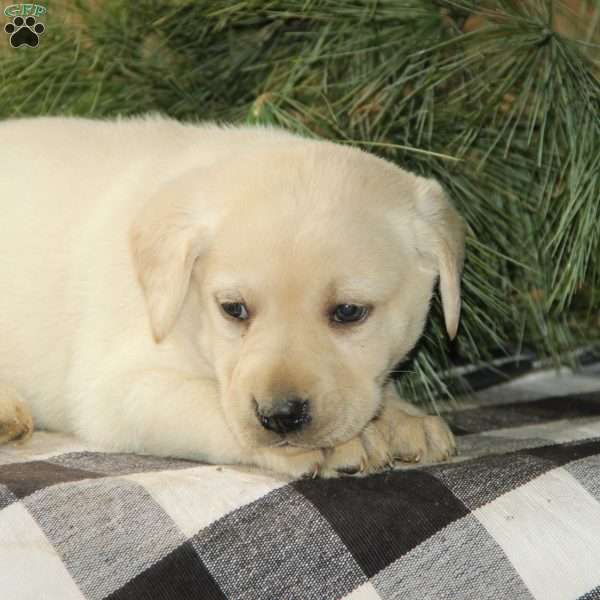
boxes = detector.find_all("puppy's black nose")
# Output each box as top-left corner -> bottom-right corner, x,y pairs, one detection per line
258,397 -> 310,434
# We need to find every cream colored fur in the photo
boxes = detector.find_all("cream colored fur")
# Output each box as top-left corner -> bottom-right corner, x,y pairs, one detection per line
0,116 -> 465,477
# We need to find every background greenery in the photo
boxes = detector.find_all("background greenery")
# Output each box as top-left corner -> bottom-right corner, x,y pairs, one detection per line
2,0 -> 599,406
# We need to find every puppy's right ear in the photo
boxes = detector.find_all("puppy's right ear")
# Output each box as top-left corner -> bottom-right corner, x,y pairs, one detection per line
130,170 -> 215,343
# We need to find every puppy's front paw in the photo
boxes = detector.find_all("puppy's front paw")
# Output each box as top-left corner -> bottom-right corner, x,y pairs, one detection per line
250,403 -> 455,479
389,411 -> 457,464
320,402 -> 456,477
318,426 -> 391,477
0,383 -> 33,445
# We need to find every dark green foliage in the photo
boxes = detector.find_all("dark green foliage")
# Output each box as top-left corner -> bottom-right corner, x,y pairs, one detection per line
1,0 -> 598,406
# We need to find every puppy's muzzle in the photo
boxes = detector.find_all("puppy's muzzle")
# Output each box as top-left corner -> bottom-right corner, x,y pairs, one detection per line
255,396 -> 311,434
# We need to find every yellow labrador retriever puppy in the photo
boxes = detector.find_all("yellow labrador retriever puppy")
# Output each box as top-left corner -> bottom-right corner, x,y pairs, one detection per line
0,116 -> 464,478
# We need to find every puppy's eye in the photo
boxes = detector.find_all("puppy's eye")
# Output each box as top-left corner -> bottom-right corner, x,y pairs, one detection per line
221,302 -> 249,321
331,304 -> 369,324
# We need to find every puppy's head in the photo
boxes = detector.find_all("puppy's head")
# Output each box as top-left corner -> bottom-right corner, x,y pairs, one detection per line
131,135 -> 465,450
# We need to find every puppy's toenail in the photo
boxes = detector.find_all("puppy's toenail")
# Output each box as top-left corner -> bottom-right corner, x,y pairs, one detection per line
336,465 -> 360,476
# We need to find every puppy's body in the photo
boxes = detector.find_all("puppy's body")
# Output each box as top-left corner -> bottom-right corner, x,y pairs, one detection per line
0,116 -> 464,477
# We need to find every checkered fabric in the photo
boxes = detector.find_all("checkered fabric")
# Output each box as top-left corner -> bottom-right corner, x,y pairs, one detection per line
2,365 -> 600,600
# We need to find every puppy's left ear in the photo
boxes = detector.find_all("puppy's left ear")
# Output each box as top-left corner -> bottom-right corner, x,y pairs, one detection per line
130,170 -> 215,343
413,177 -> 466,339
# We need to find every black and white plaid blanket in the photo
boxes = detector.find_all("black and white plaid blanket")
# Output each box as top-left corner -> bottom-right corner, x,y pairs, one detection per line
2,363 -> 600,600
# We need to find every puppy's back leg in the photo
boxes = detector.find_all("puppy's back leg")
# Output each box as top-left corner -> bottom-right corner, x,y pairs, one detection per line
0,382 -> 33,444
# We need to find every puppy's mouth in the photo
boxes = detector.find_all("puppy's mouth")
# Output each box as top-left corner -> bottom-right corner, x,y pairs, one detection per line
259,426 -> 318,450
270,438 -> 317,450
256,438 -> 322,457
